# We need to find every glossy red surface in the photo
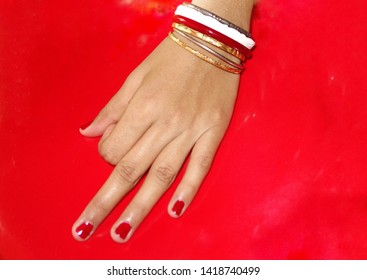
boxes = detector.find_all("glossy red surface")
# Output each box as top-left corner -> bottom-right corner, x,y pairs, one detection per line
1,0 -> 367,259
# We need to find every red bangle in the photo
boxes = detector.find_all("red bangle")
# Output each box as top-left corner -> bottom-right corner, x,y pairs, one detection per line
173,15 -> 252,59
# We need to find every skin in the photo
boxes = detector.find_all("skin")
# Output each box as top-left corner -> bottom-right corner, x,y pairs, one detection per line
72,0 -> 255,243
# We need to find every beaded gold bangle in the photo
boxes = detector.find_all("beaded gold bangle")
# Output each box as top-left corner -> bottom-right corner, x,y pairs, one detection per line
172,22 -> 246,62
168,32 -> 242,75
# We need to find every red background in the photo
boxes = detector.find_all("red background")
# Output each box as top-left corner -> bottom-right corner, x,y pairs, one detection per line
1,0 -> 367,259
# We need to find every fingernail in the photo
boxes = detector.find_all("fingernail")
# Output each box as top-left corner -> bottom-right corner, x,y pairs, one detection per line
172,200 -> 185,216
75,221 -> 93,240
115,222 -> 132,240
80,120 -> 92,130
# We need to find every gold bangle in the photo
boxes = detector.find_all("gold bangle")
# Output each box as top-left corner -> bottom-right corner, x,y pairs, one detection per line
168,32 -> 242,75
172,23 -> 246,62
174,28 -> 243,70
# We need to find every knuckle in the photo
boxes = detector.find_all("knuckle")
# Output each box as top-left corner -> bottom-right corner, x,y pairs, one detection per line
131,200 -> 149,216
214,108 -> 228,119
126,102 -> 154,125
154,164 -> 176,185
139,101 -> 155,117
92,200 -> 109,215
185,181 -> 199,195
155,110 -> 187,133
98,142 -> 119,165
159,118 -> 176,131
205,109 -> 228,126
195,152 -> 214,172
115,161 -> 140,185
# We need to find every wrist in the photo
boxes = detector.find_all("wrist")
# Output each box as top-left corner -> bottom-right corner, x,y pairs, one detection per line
167,1 -> 255,75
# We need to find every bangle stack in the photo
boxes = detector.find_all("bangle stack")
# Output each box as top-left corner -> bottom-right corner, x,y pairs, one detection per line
168,2 -> 255,74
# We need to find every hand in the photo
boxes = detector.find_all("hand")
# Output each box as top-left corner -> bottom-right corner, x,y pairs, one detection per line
72,36 -> 240,242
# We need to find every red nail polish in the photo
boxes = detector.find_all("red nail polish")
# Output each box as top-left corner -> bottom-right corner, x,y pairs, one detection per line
172,200 -> 185,216
80,120 -> 92,130
115,222 -> 131,240
75,222 -> 93,240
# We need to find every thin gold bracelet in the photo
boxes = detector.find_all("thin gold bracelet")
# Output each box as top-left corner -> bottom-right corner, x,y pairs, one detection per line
174,28 -> 243,70
168,32 -> 242,75
172,23 -> 246,62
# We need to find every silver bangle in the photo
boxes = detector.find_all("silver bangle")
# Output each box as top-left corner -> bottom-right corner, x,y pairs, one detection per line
182,2 -> 253,39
